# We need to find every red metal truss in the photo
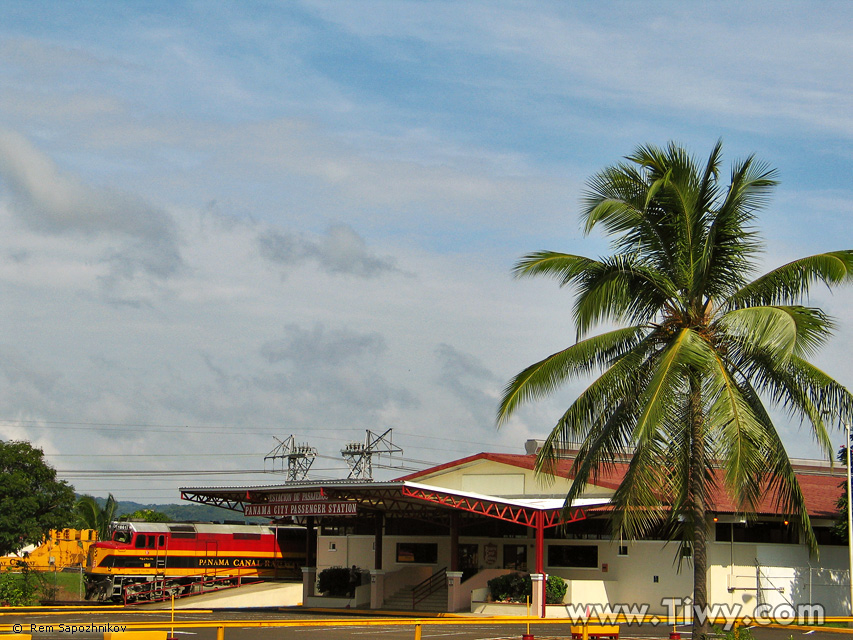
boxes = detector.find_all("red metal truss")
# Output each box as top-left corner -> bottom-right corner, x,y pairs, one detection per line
401,486 -> 586,528
182,483 -> 590,530
180,491 -> 245,512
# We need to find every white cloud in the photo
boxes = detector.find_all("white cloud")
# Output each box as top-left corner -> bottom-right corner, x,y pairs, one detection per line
258,223 -> 400,278
305,1 -> 853,137
0,128 -> 183,296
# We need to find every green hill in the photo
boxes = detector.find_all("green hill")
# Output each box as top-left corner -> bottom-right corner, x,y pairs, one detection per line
77,495 -> 266,524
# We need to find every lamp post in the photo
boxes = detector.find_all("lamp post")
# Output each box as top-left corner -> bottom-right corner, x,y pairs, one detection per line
847,421 -> 853,622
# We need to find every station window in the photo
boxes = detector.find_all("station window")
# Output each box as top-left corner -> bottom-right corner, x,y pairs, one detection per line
396,543 -> 438,564
715,522 -> 799,544
547,544 -> 598,568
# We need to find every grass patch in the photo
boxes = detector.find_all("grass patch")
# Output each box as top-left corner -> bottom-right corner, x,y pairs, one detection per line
0,568 -> 85,604
48,570 -> 85,601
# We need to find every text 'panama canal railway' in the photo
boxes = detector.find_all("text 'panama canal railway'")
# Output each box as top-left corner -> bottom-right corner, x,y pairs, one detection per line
84,522 -> 305,602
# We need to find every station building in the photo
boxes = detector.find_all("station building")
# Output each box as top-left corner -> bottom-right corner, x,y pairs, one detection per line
180,440 -> 848,617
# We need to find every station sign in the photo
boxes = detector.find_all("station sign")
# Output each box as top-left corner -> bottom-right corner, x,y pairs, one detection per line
265,490 -> 328,504
244,501 -> 357,518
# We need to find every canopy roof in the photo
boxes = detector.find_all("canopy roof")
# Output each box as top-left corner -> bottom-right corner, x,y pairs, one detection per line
180,479 -> 608,528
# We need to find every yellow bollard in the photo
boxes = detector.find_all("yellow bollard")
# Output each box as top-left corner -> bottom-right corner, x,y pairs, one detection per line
523,594 -> 533,640
414,623 -> 422,640
216,626 -> 225,640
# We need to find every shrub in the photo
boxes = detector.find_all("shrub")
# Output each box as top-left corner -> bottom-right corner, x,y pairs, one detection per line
487,572 -> 567,605
487,572 -> 531,602
0,565 -> 51,606
545,575 -> 567,604
317,566 -> 361,597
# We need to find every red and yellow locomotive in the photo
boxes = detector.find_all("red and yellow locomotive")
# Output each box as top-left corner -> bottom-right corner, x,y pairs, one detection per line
85,522 -> 305,602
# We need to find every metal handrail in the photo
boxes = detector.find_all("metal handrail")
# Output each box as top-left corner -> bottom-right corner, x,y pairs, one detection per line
412,567 -> 447,609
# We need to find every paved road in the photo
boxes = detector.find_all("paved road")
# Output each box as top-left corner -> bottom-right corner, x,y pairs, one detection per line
1,608 -> 844,640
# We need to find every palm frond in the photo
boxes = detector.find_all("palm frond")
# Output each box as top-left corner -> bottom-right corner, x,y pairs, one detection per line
609,437 -> 669,539
786,357 -> 853,427
571,256 -> 677,337
582,162 -> 674,265
632,329 -> 697,442
738,353 -> 849,460
727,251 -> 853,308
702,346 -> 769,511
695,154 -> 772,298
497,326 -> 647,425
535,338 -> 657,478
718,306 -> 800,363
512,252 -> 599,286
737,381 -> 819,555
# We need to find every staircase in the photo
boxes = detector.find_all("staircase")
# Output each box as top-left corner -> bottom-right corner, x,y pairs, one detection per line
382,583 -> 448,612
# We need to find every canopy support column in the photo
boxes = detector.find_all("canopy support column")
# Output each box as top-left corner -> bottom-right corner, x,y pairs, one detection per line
374,512 -> 384,570
305,516 -> 316,567
535,510 -> 545,617
450,511 -> 459,572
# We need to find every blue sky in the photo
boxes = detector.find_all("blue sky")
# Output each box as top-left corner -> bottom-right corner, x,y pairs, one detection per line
0,1 -> 851,502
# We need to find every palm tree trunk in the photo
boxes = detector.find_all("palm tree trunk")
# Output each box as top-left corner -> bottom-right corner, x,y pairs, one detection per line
689,375 -> 709,639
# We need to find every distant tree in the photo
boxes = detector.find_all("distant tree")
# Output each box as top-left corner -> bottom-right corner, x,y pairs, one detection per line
74,494 -> 118,541
0,440 -> 76,556
120,509 -> 171,523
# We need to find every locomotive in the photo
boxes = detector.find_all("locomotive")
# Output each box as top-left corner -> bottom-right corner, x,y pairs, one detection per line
84,521 -> 305,602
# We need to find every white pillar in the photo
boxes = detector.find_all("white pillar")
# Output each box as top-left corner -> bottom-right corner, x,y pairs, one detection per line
531,573 -> 545,618
370,569 -> 385,609
446,570 -> 464,612
301,566 -> 316,605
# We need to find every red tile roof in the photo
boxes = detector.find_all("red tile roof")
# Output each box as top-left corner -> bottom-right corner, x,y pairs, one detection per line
398,452 -> 844,519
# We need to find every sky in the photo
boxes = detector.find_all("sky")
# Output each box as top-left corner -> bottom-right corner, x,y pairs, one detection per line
0,1 -> 851,504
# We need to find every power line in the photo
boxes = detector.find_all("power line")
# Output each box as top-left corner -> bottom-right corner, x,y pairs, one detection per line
49,453 -> 263,458
0,419 -> 364,433
0,418 -> 519,453
57,468 -> 349,477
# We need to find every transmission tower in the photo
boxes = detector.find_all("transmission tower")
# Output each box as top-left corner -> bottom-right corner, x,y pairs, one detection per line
265,435 -> 317,482
341,428 -> 402,480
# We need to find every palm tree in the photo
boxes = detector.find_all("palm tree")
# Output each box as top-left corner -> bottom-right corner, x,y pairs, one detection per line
497,141 -> 853,637
74,494 -> 118,542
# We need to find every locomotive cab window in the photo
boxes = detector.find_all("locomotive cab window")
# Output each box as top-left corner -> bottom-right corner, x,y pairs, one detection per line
134,535 -> 147,549
158,535 -> 165,547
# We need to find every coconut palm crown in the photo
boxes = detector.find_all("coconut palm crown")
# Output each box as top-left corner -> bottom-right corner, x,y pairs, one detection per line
497,141 -> 853,634
75,493 -> 118,542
